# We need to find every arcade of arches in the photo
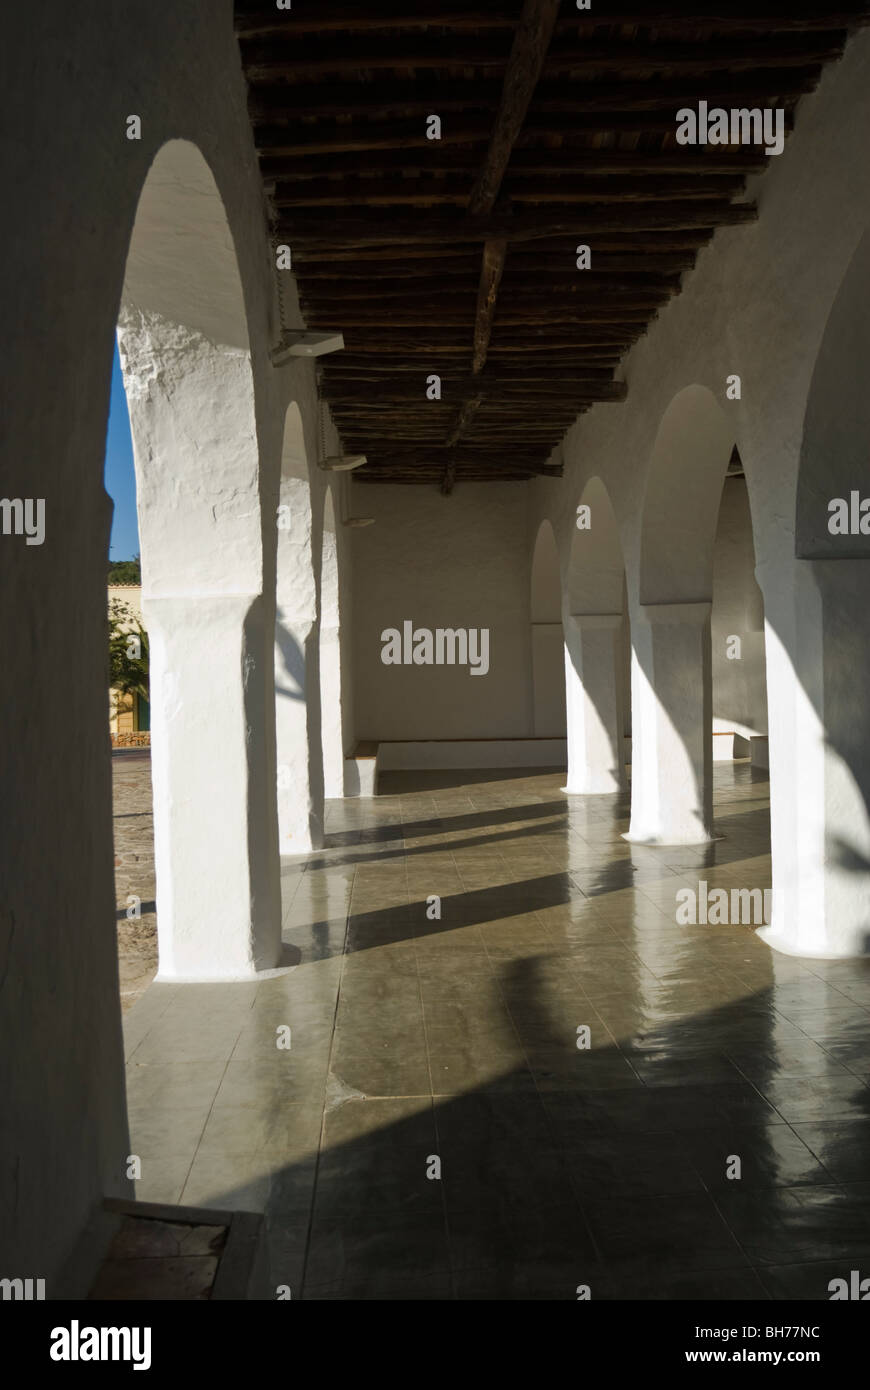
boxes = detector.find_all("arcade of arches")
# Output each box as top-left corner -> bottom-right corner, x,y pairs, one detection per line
4,4 -> 870,1301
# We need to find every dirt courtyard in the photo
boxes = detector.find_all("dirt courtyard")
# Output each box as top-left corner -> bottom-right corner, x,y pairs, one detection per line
112,749 -> 158,1011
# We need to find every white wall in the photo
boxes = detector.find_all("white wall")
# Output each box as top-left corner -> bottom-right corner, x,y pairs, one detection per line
351,483 -> 533,739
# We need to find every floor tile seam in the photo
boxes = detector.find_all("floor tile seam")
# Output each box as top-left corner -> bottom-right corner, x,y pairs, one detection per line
175,1046 -> 240,1206
791,1014 -> 870,1054
418,970 -> 457,1298
683,1127 -> 860,1262
299,887 -> 354,1299
124,988 -> 180,1062
779,1119 -> 870,1185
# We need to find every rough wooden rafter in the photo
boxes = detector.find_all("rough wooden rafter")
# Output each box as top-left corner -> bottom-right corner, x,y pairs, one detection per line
233,0 -> 868,487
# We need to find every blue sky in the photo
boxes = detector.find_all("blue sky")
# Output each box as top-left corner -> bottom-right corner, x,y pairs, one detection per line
104,342 -> 140,561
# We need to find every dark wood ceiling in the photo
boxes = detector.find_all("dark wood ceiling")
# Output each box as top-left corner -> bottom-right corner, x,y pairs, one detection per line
234,1 -> 870,491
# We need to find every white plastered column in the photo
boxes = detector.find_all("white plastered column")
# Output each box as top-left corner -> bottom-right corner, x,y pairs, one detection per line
275,470 -> 324,852
760,558 -> 870,957
563,613 -> 626,794
119,306 -> 282,980
145,594 -> 279,977
627,600 -> 715,845
320,621 -> 345,798
319,500 -> 346,798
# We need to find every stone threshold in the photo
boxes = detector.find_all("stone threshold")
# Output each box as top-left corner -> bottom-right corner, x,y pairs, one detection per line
87,1198 -> 265,1300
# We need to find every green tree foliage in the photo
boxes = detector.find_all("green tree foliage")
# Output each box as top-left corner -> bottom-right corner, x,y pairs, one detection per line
109,599 -> 149,706
108,556 -> 142,584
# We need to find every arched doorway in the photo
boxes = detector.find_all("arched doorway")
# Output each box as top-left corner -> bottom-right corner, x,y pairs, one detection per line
118,140 -> 282,979
711,449 -> 768,765
632,385 -> 740,844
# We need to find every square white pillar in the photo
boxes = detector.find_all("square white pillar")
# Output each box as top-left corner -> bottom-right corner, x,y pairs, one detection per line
627,600 -> 715,845
563,613 -> 626,794
146,593 -> 282,980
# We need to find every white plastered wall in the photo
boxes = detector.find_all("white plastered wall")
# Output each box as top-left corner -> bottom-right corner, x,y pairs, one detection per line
351,482 -> 533,739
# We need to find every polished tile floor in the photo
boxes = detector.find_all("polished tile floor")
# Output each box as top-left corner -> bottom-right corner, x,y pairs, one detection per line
123,762 -> 870,1299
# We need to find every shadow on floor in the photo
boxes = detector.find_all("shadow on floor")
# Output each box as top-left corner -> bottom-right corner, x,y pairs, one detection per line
123,765 -> 870,1300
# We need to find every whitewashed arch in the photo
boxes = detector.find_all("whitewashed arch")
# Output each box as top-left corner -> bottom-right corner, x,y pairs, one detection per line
638,385 -> 736,607
629,386 -> 736,843
568,476 -> 626,616
117,139 -> 282,979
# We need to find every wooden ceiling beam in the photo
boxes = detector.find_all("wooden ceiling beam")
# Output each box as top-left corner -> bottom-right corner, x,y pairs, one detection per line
249,71 -> 820,122
273,174 -> 743,209
358,459 -> 560,474
360,472 -> 553,484
241,44 -> 511,81
331,404 -> 586,416
309,312 -> 655,327
252,123 -> 491,156
468,0 -> 561,219
234,4 -> 519,39
546,34 -> 846,71
234,1 -> 870,36
295,253 -> 696,275
326,382 -> 627,400
259,150 -> 768,180
241,33 -> 845,80
253,108 -> 799,153
323,361 -> 617,376
277,203 -> 757,245
473,238 -> 506,377
289,234 -> 709,264
557,2 -> 870,31
441,0 -> 558,486
301,278 -> 680,299
328,341 -> 630,355
302,288 -> 677,308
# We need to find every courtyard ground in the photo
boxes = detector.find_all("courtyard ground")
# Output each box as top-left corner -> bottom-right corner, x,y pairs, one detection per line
113,748 -> 158,1011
